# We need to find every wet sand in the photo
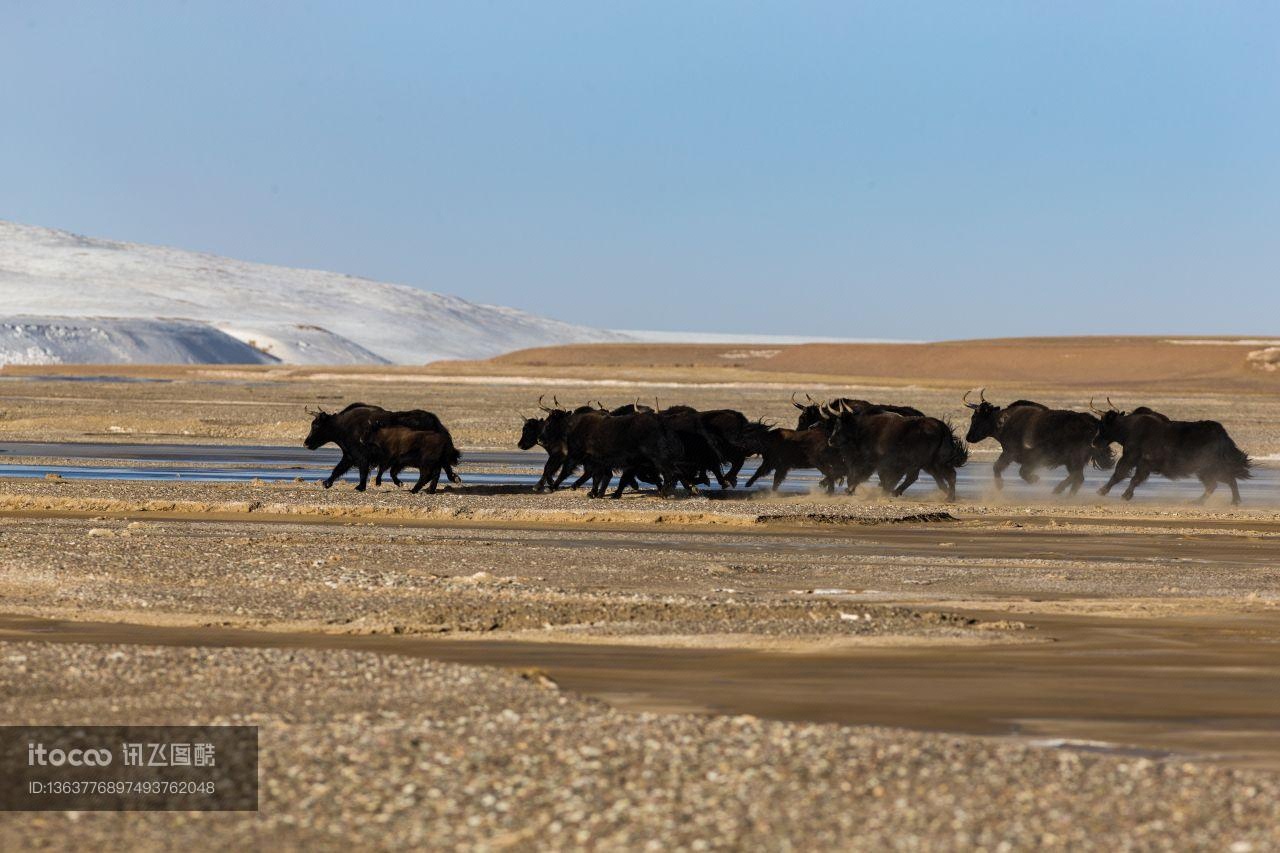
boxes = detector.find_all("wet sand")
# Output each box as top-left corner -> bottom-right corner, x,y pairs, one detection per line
3,606 -> 1280,772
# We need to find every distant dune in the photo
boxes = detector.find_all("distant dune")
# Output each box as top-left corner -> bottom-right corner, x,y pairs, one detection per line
478,337 -> 1280,392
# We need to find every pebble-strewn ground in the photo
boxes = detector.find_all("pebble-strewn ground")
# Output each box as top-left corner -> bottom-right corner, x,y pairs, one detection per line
1,367 -> 1277,849
2,643 -> 1278,852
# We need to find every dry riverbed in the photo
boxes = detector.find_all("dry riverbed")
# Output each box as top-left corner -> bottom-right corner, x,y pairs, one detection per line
2,365 -> 1279,848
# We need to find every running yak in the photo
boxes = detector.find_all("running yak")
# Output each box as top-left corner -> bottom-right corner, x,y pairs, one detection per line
368,426 -> 461,494
304,403 -> 460,490
534,404 -> 699,498
518,398 -> 693,494
962,389 -> 1113,496
1093,400 -> 1251,504
792,393 -> 924,431
826,401 -> 968,501
517,397 -> 597,492
743,426 -> 845,493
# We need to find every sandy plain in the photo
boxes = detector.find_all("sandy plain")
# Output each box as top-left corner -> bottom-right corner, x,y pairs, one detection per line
0,338 -> 1278,850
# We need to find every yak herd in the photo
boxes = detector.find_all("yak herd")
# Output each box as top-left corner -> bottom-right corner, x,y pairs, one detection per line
304,391 -> 1253,504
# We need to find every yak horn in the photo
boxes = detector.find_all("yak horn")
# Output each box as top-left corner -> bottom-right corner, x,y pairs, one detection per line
962,389 -> 980,410
791,391 -> 804,409
654,396 -> 661,412
1088,397 -> 1104,414
537,394 -> 552,412
1106,396 -> 1116,410
977,387 -> 988,403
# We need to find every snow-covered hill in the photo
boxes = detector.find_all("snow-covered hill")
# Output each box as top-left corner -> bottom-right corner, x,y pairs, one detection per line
0,316 -> 277,365
0,221 -> 625,365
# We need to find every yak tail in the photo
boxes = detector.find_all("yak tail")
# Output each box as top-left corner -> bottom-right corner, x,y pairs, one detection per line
742,420 -> 774,454
1221,440 -> 1252,480
1090,441 -> 1115,471
447,442 -> 462,467
937,420 -> 969,469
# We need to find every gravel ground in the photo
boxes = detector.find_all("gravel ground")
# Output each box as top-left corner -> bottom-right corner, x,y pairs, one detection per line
0,510 -> 1004,641
1,367 -> 1277,456
3,475 -> 1278,526
2,371 -> 1277,849
1,642 -> 1278,851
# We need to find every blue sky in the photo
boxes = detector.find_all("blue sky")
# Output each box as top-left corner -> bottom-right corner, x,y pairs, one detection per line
2,2 -> 1277,338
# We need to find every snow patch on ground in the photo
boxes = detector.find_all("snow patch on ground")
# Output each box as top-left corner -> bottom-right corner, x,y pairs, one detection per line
1246,348 -> 1280,372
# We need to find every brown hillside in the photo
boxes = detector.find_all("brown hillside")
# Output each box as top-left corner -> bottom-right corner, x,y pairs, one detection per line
484,337 -> 1280,392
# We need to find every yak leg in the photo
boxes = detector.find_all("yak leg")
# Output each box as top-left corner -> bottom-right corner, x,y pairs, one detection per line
818,462 -> 842,495
1066,453 -> 1089,496
723,453 -> 746,488
845,464 -> 873,495
534,455 -> 560,492
1193,473 -> 1219,504
710,464 -> 731,489
992,451 -> 1014,490
354,461 -> 371,492
374,464 -> 386,487
426,463 -> 443,493
876,466 -> 900,495
390,464 -> 406,487
550,459 -> 580,490
1120,461 -> 1152,501
593,468 -> 614,499
612,469 -> 638,499
1018,463 -> 1040,485
585,467 -> 603,498
770,466 -> 791,492
664,467 -> 697,498
324,454 -> 354,489
925,466 -> 956,501
410,467 -> 430,493
745,458 -> 773,488
892,468 -> 921,497
569,470 -> 594,490
1067,473 -> 1084,496
1226,477 -> 1242,505
1098,453 -> 1135,496
1053,463 -> 1082,495
443,463 -> 462,484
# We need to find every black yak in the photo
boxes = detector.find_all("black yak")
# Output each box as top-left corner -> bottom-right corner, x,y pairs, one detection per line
1093,401 -> 1251,503
744,427 -> 845,493
962,389 -> 1113,495
304,403 -> 459,490
368,426 -> 461,494
827,407 -> 968,501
